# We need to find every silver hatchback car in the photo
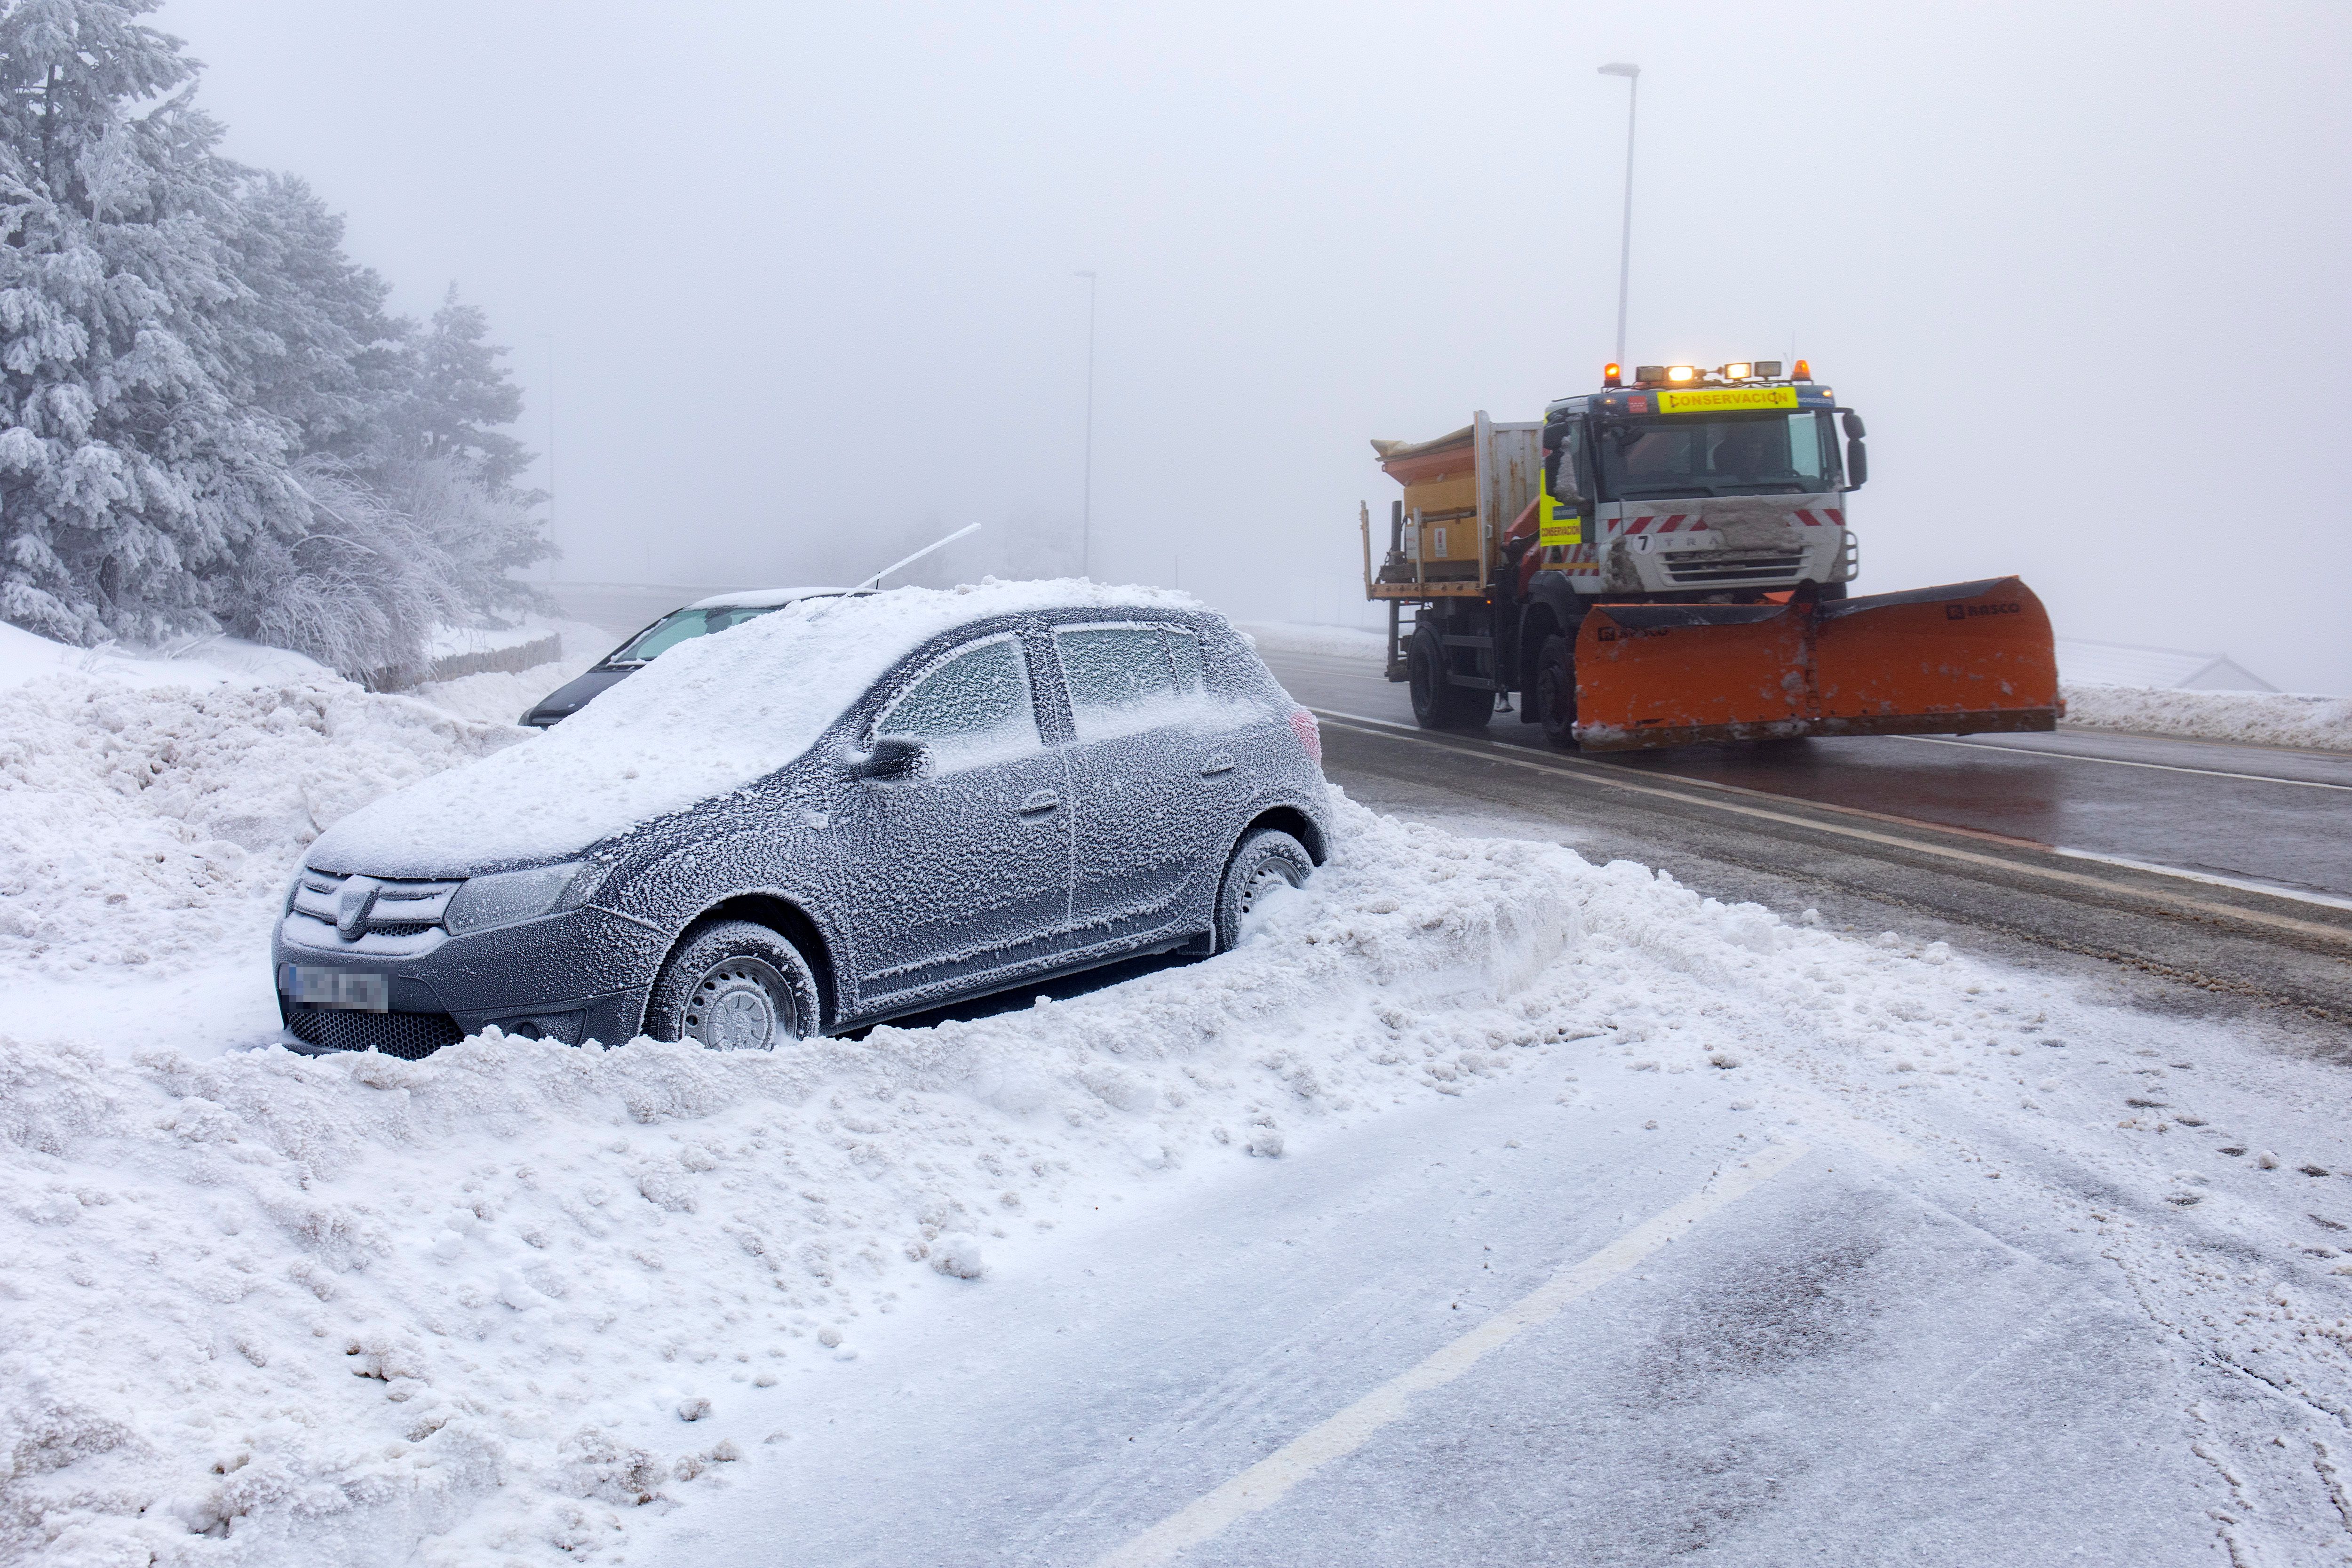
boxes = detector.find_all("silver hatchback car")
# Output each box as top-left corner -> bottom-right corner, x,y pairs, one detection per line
275,585 -> 1331,1058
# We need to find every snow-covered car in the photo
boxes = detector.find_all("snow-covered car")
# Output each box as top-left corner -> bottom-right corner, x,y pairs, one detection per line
275,583 -> 1331,1057
519,586 -> 855,728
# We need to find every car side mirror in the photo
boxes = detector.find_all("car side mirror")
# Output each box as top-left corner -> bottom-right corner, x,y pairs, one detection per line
849,735 -> 930,781
1845,437 -> 1868,490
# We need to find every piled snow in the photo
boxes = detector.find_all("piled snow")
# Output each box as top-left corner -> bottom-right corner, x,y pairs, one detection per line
0,623 -> 329,692
312,579 -> 1199,877
1235,621 -> 1388,661
0,676 -> 525,981
2062,682 -> 2352,752
0,793 -> 1568,1564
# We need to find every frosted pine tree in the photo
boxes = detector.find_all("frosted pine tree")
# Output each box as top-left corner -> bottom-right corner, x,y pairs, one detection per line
0,0 -> 303,644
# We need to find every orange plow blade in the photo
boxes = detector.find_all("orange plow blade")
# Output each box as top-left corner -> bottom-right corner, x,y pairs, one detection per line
1573,576 -> 2058,752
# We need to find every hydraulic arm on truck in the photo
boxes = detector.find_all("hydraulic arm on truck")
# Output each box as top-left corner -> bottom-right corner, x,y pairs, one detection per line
1363,359 -> 2059,751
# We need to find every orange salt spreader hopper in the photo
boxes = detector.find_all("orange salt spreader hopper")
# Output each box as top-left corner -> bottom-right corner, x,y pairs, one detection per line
1571,576 -> 2059,751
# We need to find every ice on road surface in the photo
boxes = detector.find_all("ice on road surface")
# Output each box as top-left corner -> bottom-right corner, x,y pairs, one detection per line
3,620 -> 2351,1565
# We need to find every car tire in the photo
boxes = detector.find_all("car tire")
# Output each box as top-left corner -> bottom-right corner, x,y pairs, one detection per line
1213,828 -> 1314,954
645,919 -> 819,1051
1408,627 -> 1492,731
1536,633 -> 1579,749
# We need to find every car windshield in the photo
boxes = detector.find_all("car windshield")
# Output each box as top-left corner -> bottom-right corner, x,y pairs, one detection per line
1595,410 -> 1839,501
604,603 -> 788,666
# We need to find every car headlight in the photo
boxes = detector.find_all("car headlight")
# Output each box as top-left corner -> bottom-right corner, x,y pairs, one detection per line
444,861 -> 604,937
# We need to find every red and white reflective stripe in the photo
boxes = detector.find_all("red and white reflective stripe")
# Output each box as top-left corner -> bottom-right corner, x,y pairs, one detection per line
1619,508 -> 1846,534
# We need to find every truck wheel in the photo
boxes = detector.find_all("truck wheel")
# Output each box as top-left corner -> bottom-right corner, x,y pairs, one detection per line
1536,634 -> 1578,748
1213,828 -> 1313,953
645,919 -> 819,1051
1408,627 -> 1492,731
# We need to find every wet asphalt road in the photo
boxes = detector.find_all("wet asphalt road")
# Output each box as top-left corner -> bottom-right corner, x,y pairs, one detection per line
1258,648 -> 2352,1036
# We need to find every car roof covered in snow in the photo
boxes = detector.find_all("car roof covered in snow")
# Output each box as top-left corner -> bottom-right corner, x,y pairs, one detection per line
309,578 -> 1207,876
683,585 -> 852,611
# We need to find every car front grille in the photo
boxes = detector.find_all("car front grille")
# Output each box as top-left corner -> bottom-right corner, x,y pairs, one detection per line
284,871 -> 460,957
1662,551 -> 1809,584
286,1006 -> 466,1060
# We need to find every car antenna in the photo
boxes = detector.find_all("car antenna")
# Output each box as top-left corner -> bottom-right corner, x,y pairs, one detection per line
856,523 -> 983,591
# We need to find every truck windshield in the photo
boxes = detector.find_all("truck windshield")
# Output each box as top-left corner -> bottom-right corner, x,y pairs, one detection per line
1595,410 -> 1839,501
606,603 -> 786,667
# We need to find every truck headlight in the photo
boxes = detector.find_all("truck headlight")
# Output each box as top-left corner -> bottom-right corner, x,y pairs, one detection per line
444,862 -> 604,937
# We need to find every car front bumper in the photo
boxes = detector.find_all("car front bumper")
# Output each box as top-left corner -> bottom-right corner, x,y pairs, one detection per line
271,905 -> 667,1056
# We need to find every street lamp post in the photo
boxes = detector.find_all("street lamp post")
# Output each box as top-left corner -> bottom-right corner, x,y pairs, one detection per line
1075,270 -> 1097,580
1598,62 -> 1640,367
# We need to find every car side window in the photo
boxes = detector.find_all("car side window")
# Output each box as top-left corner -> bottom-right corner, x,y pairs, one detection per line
876,635 -> 1042,772
1165,629 -> 1206,694
1055,624 -> 1195,741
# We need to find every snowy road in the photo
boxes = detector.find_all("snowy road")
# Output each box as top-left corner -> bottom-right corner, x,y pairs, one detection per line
647,1030 -> 2325,1568
1261,648 -> 2352,1032
1261,646 -> 2352,904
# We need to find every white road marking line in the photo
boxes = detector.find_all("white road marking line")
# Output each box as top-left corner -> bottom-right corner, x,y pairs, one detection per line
1314,712 -> 2352,947
1090,1141 -> 1810,1568
1894,733 -> 2352,792
2051,847 -> 2352,914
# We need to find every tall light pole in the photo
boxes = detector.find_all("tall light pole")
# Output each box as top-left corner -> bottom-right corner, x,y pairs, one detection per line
1074,270 -> 1097,580
1599,62 -> 1640,367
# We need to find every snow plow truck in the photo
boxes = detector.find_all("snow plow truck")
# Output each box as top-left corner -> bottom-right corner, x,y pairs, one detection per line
1361,359 -> 2060,751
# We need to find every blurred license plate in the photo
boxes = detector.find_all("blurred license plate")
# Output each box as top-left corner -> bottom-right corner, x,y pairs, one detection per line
289,967 -> 389,1012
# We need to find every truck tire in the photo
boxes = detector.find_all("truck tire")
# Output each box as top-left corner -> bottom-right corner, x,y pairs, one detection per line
645,919 -> 819,1051
1535,634 -> 1578,748
1407,627 -> 1492,731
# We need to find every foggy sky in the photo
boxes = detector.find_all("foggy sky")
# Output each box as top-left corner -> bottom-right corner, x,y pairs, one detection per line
166,0 -> 2352,691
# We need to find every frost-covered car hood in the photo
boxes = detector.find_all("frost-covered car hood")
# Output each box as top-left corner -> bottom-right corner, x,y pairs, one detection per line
309,578 -> 1203,877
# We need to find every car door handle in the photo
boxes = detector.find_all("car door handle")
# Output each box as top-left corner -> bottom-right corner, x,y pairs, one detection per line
1199,755 -> 1236,777
1016,790 -> 1062,815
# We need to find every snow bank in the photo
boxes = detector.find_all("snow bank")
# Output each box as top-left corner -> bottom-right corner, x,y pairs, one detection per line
0,623 -> 329,692
0,793 -> 1585,1564
0,676 -> 524,980
312,579 -> 1200,876
2062,682 -> 2352,752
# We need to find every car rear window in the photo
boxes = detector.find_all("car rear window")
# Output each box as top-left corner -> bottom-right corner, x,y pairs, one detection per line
1057,623 -> 1215,741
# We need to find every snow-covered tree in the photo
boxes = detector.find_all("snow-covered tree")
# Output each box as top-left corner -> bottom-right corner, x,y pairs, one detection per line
0,0 -> 305,644
0,0 -> 549,678
394,285 -> 529,488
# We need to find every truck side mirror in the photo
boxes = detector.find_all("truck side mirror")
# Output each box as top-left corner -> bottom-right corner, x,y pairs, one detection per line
849,735 -> 930,781
1845,437 -> 1868,489
1841,411 -> 1867,440
1544,451 -> 1583,509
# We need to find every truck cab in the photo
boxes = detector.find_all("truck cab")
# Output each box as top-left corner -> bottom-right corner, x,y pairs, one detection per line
1538,366 -> 1860,601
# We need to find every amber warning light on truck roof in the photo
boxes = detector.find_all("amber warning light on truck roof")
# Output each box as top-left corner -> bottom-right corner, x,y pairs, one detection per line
1602,363 -> 1622,388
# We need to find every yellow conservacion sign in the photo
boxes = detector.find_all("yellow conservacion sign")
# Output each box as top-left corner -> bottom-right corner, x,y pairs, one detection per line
1656,386 -> 1801,414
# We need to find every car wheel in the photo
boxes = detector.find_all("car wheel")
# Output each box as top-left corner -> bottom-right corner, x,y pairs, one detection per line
1408,626 -> 1493,731
1213,828 -> 1313,953
645,919 -> 819,1051
1536,633 -> 1579,749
